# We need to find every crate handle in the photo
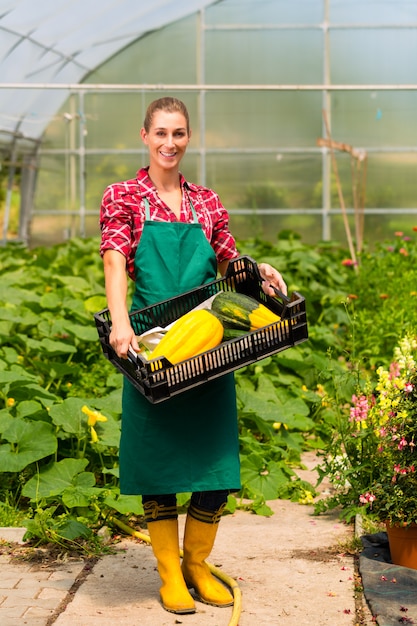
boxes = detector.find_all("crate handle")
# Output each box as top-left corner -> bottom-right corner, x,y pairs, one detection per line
127,346 -> 139,364
270,285 -> 290,318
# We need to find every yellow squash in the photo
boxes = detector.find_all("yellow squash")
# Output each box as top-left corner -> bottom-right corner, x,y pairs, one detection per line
211,291 -> 281,331
149,308 -> 224,365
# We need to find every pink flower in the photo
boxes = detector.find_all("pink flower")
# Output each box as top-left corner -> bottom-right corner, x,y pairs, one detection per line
399,248 -> 409,256
398,437 -> 408,450
359,492 -> 376,507
350,394 -> 370,422
389,362 -> 400,378
342,259 -> 355,266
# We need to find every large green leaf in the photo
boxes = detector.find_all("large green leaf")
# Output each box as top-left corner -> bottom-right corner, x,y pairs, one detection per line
38,338 -> 77,355
2,346 -> 20,365
237,388 -> 283,422
9,382 -> 58,403
56,275 -> 92,293
93,391 -> 122,416
16,400 -> 49,421
84,295 -> 107,314
49,398 -> 86,435
53,518 -> 92,540
22,458 -> 89,500
280,396 -> 310,418
62,472 -> 98,508
39,292 -> 63,310
0,410 -> 14,435
103,493 -> 144,515
0,285 -> 40,306
62,321 -> 98,342
0,420 -> 57,472
240,455 -> 291,500
0,320 -> 13,336
282,412 -> 315,431
95,416 -> 121,448
0,368 -> 38,386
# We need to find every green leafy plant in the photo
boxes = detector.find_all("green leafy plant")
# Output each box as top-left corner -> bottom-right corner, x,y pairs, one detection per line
317,334 -> 417,526
1,226 -> 416,544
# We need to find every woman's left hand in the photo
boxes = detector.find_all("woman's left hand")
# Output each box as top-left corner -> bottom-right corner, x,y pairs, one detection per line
258,262 -> 287,297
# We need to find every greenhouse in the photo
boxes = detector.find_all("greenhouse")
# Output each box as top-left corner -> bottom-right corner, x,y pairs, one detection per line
3,4 -> 417,623
1,0 -> 417,247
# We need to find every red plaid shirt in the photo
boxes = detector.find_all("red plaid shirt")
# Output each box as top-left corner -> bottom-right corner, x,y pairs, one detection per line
100,168 -> 239,281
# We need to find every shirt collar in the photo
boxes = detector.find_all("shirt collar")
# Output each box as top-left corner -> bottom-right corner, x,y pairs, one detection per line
136,167 -> 195,194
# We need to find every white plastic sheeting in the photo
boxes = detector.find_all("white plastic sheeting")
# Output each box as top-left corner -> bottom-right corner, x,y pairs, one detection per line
0,0 -> 215,148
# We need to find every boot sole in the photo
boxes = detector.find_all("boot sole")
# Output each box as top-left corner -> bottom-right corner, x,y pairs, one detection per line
163,604 -> 196,614
184,580 -> 234,608
194,595 -> 234,608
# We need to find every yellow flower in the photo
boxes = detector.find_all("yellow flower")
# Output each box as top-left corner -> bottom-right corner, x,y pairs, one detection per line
273,422 -> 288,430
90,426 -> 99,444
6,398 -> 15,407
298,490 -> 314,505
82,405 -> 108,427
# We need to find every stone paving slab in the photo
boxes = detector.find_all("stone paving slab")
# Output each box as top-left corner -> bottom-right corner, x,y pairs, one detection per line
0,528 -> 85,626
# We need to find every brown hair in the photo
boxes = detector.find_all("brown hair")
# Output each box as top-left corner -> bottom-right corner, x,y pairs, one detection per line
143,97 -> 190,134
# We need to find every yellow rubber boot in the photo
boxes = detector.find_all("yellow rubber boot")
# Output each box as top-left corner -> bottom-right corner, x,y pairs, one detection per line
181,505 -> 234,607
147,519 -> 196,614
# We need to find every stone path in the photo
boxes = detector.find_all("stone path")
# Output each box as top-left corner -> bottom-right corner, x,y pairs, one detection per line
0,502 -> 372,626
0,454 -> 376,625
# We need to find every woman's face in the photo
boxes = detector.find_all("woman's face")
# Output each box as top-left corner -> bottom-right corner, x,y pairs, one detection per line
140,110 -> 191,171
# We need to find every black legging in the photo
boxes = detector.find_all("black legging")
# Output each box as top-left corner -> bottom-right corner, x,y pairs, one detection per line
142,490 -> 229,522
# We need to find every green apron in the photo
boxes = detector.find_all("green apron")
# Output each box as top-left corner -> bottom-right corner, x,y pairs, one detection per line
119,195 -> 241,496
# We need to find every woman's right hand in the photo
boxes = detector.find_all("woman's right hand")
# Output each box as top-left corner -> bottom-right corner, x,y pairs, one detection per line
110,320 -> 140,359
103,250 -> 139,359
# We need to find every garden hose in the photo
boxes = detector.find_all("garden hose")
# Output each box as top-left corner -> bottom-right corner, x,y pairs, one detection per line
109,516 -> 242,626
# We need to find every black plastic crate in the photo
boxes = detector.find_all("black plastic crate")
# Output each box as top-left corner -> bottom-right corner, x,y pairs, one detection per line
94,256 -> 308,403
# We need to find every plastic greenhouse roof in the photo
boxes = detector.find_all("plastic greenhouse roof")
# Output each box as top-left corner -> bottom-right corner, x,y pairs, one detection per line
0,0 -> 215,151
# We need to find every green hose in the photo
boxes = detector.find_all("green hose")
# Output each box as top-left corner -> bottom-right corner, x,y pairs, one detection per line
110,516 -> 242,626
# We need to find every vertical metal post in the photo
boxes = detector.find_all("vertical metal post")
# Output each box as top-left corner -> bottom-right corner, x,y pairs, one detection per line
2,131 -> 19,244
78,90 -> 86,237
322,0 -> 331,241
197,9 -> 206,186
19,147 -> 39,243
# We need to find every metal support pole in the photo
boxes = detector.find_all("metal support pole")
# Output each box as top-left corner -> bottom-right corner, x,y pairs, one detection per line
78,91 -> 86,237
2,135 -> 18,245
19,148 -> 39,243
197,9 -> 206,186
322,0 -> 331,241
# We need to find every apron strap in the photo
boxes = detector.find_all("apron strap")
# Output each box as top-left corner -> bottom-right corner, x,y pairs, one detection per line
187,193 -> 199,223
144,197 -> 151,220
143,193 -> 199,224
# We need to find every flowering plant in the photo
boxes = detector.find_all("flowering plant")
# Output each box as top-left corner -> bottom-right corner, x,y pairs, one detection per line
317,334 -> 417,527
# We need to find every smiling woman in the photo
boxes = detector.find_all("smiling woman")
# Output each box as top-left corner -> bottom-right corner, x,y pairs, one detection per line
99,96 -> 287,615
140,98 -> 191,220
